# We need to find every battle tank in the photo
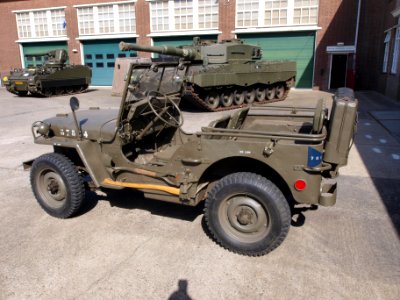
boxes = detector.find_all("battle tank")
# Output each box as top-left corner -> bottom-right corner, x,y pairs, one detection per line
119,37 -> 296,111
2,49 -> 91,97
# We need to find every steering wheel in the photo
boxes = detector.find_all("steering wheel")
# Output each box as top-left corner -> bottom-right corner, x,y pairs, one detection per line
147,91 -> 183,127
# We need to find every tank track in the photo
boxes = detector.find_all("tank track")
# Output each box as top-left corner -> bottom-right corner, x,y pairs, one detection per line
183,84 -> 290,112
31,85 -> 89,98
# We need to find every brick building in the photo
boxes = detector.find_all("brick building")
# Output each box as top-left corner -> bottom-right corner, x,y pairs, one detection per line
357,0 -> 400,101
0,0 -> 378,95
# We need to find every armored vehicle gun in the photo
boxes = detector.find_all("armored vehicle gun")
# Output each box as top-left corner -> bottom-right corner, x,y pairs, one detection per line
23,59 -> 358,256
2,49 -> 91,97
119,37 -> 296,111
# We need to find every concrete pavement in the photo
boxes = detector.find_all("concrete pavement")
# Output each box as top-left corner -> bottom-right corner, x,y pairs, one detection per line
0,88 -> 399,299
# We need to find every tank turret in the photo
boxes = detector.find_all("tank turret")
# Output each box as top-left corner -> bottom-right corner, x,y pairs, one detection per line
46,49 -> 68,66
120,38 -> 262,64
121,37 -> 296,111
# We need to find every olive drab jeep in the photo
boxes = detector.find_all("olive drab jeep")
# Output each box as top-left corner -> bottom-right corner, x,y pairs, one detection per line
23,61 -> 358,256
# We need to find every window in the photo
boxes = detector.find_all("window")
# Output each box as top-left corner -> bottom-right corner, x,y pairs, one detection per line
150,0 -> 170,31
198,0 -> 218,29
150,0 -> 219,32
51,9 -> 67,36
98,5 -> 114,34
236,0 -> 259,27
383,32 -> 391,73
236,0 -> 318,28
119,3 -> 136,33
33,11 -> 49,37
15,8 -> 66,39
391,21 -> 400,74
76,2 -> 136,35
174,0 -> 193,30
294,0 -> 318,24
265,0 -> 288,26
77,7 -> 95,35
16,12 -> 31,38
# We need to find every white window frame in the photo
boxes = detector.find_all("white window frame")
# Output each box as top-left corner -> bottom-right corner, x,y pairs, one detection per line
383,32 -> 391,73
391,19 -> 400,74
75,1 -> 136,37
13,7 -> 67,40
235,0 -> 319,29
148,0 -> 219,34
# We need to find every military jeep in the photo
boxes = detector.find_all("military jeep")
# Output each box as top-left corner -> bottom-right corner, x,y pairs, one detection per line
24,61 -> 358,256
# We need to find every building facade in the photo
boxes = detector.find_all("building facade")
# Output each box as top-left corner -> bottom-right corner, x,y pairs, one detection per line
0,0 -> 378,95
357,0 -> 400,101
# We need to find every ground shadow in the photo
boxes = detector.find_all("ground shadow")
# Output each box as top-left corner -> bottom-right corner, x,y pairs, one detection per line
168,279 -> 193,300
291,204 -> 319,227
354,91 -> 400,235
78,187 -> 204,222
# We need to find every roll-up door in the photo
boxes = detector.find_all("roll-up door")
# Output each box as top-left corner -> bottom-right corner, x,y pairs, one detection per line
238,31 -> 316,88
82,39 -> 136,86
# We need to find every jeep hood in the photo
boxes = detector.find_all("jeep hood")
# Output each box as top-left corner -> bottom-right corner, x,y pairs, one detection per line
44,108 -> 119,142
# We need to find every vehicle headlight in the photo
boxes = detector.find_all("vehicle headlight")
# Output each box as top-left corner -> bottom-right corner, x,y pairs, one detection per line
2,76 -> 8,82
32,121 -> 51,138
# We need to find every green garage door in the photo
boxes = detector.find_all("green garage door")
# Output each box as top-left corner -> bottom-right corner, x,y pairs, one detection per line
238,32 -> 316,88
83,39 -> 136,86
22,42 -> 68,68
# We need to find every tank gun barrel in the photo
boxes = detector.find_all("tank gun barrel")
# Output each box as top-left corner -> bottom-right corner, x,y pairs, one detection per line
119,41 -> 197,59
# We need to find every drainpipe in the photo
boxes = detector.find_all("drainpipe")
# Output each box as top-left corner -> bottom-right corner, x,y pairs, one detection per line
351,0 -> 362,89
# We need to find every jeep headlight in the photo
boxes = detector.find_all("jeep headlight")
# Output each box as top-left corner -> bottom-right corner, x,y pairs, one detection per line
32,121 -> 51,138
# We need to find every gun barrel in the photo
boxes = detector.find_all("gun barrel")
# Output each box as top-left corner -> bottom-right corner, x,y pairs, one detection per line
119,41 -> 196,59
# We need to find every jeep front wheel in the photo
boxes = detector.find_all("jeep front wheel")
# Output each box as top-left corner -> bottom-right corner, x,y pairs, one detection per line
205,172 -> 291,256
30,153 -> 85,218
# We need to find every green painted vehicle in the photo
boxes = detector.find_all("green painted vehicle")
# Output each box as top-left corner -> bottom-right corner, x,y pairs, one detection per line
23,61 -> 358,256
2,49 -> 91,97
119,37 -> 296,111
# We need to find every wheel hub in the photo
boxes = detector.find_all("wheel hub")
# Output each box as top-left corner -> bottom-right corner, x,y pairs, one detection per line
225,196 -> 268,235
47,179 -> 60,195
237,207 -> 254,225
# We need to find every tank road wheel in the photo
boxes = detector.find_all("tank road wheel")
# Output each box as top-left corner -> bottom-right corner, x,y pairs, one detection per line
30,153 -> 85,219
266,87 -> 276,100
275,84 -> 285,100
245,90 -> 256,104
43,89 -> 53,97
16,91 -> 28,97
205,172 -> 291,256
221,92 -> 234,107
54,87 -> 64,96
205,92 -> 220,110
256,88 -> 266,102
233,90 -> 245,106
65,86 -> 75,95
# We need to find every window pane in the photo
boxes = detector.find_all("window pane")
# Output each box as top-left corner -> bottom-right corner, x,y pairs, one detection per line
51,9 -> 66,36
33,11 -> 49,37
16,12 -> 32,38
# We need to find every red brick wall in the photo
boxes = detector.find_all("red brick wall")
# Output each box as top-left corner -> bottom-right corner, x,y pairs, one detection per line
356,0 -> 400,101
0,0 -> 155,76
218,0 -> 236,41
314,0 -> 359,90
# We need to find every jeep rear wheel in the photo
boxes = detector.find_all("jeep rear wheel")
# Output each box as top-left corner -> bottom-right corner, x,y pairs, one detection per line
30,153 -> 85,218
205,172 -> 290,256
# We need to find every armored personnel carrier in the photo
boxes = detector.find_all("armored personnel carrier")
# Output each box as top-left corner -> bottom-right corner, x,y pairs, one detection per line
119,37 -> 296,111
2,49 -> 91,97
23,59 -> 358,256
